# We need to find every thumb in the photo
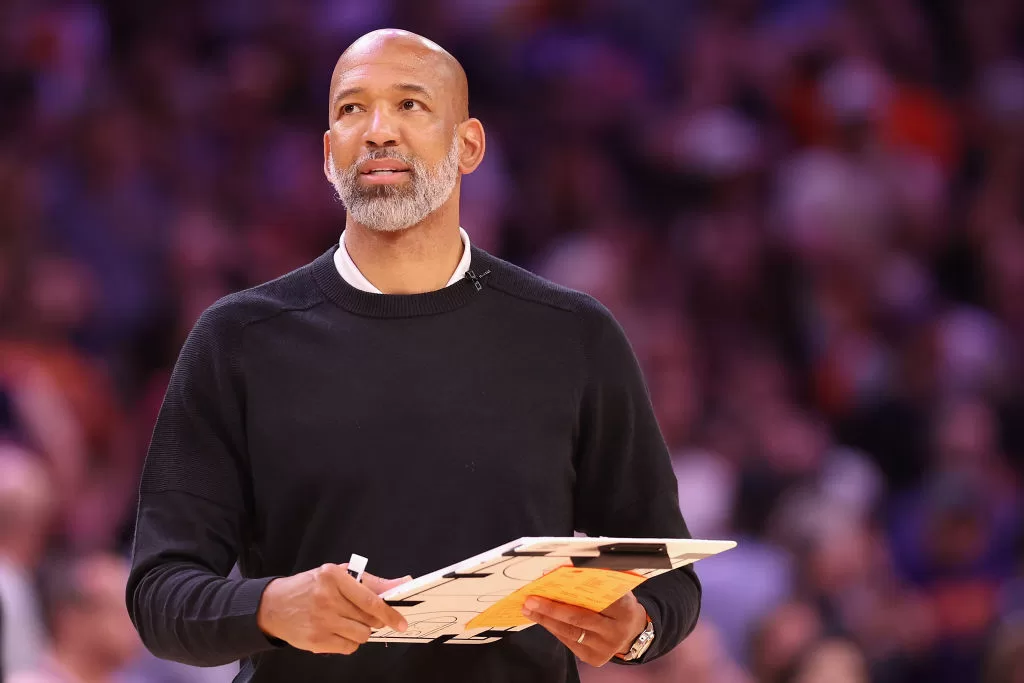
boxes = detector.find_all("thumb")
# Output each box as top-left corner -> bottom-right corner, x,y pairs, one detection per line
362,572 -> 414,595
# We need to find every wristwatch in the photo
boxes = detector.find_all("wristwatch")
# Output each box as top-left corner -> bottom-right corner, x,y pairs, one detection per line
620,616 -> 655,661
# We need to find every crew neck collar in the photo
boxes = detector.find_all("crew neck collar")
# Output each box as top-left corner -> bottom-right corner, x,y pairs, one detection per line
312,244 -> 498,318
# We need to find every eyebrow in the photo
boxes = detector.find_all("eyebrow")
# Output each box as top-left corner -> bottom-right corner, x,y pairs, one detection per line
332,83 -> 433,109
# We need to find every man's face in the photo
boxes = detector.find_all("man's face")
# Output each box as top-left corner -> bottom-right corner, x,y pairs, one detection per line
65,556 -> 140,667
324,48 -> 463,232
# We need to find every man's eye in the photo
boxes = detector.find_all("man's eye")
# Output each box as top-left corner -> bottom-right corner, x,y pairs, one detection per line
401,100 -> 422,111
340,104 -> 362,115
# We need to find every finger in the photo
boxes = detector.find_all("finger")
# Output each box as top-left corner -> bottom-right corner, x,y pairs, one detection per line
303,632 -> 362,656
362,572 -> 413,596
523,608 -> 606,651
527,612 -> 614,666
526,609 -> 585,646
317,565 -> 385,630
550,628 -> 589,657
325,565 -> 408,632
600,593 -> 635,617
342,604 -> 386,631
523,596 -> 610,633
325,615 -> 374,645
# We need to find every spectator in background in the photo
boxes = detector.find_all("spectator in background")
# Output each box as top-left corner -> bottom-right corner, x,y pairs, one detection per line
579,621 -> 752,683
984,622 -> 1024,683
0,0 -> 1021,681
749,600 -> 824,683
1001,526 -> 1024,624
784,638 -> 871,683
889,396 -> 1022,648
0,443 -> 55,676
0,249 -> 138,551
10,553 -> 141,683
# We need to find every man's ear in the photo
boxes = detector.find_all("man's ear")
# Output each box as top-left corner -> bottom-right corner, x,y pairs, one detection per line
457,119 -> 486,175
323,131 -> 333,182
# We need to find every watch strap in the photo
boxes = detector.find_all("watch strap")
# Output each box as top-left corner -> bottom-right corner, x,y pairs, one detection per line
615,605 -> 653,662
621,616 -> 655,661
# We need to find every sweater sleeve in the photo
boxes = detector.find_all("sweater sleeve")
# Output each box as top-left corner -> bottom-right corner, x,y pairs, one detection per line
126,304 -> 281,666
572,301 -> 702,664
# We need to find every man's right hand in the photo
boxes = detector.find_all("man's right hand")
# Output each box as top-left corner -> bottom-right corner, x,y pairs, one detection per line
256,563 -> 411,655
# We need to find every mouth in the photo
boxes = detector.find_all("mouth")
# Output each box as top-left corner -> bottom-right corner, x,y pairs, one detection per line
357,159 -> 412,185
359,169 -> 411,185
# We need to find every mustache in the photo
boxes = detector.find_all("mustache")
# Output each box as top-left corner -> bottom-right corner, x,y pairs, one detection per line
346,150 -> 421,175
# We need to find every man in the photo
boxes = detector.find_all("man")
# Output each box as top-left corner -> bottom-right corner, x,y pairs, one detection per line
12,553 -> 142,683
0,443 -> 53,676
127,29 -> 701,682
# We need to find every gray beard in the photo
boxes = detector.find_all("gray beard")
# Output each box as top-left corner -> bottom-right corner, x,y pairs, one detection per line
328,133 -> 460,233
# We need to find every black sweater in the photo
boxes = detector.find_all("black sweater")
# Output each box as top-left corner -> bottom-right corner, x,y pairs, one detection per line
127,244 -> 701,682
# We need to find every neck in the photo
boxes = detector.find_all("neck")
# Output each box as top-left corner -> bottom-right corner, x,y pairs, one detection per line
343,195 -> 464,294
51,643 -> 113,683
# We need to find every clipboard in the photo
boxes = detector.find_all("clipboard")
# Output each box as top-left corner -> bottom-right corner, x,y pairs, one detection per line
369,536 -> 735,645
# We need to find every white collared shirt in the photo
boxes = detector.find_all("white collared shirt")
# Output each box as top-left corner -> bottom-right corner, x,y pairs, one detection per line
334,228 -> 472,293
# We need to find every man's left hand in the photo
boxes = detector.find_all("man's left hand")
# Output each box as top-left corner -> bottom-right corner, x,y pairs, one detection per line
521,592 -> 648,667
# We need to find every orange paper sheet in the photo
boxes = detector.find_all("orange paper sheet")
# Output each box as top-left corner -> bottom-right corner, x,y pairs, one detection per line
466,566 -> 647,630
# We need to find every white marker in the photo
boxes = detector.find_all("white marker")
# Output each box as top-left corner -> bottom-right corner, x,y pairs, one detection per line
347,553 -> 368,583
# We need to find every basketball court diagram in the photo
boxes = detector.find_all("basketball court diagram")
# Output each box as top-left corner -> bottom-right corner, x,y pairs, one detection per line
368,536 -> 735,645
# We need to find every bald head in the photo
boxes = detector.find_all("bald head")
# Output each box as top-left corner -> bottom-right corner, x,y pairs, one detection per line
330,29 -> 469,122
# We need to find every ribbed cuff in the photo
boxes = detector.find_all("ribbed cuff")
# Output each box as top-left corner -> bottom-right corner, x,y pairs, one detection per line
231,576 -> 288,651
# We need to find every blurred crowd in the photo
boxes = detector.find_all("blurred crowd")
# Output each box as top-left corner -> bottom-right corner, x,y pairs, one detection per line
1,0 -> 1023,681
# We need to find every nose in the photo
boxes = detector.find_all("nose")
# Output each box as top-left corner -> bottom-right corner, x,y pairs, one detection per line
363,106 -> 399,148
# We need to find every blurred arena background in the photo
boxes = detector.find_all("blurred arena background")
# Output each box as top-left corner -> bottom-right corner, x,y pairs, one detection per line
1,0 -> 1023,681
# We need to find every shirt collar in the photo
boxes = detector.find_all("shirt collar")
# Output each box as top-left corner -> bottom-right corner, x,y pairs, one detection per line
334,227 -> 472,294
